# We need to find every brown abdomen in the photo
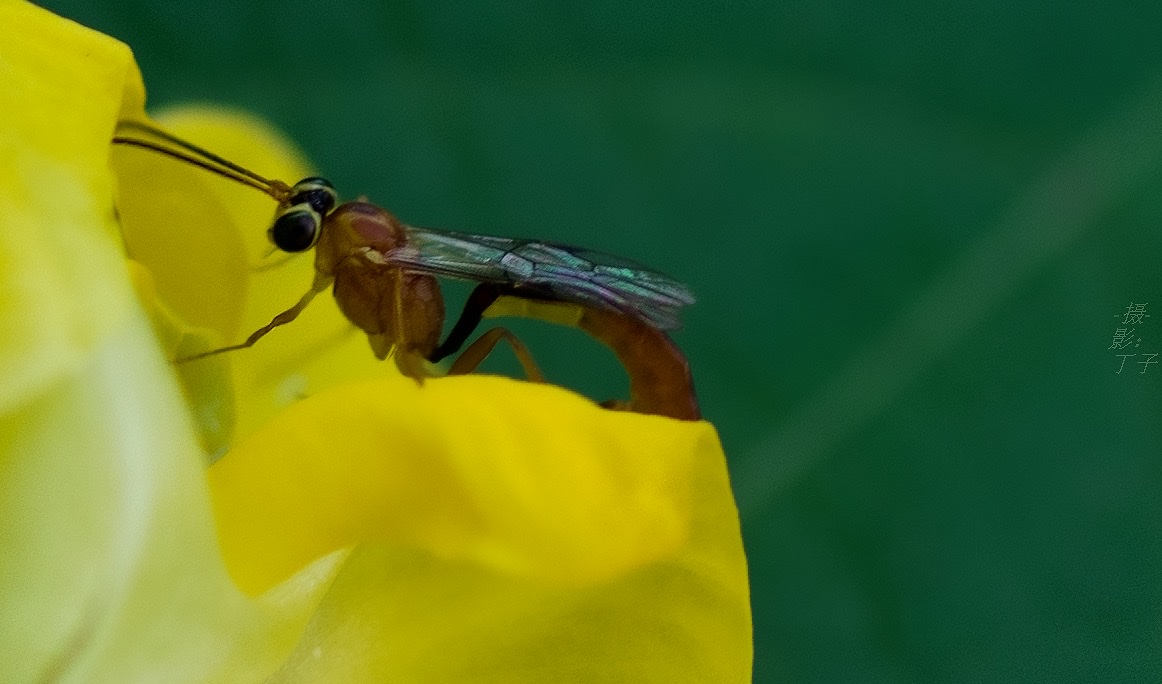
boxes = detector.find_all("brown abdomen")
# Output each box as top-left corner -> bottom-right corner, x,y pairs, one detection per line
578,307 -> 701,421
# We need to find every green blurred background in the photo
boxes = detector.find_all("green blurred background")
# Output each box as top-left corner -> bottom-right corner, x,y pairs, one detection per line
41,0 -> 1162,680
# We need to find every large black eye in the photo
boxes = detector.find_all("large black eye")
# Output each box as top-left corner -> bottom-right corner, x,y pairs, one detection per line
289,177 -> 337,216
269,206 -> 320,252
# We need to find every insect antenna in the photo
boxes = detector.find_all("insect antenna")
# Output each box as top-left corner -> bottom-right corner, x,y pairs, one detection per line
112,120 -> 292,202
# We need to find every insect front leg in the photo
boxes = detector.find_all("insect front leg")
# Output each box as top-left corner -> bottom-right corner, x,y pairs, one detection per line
176,274 -> 332,363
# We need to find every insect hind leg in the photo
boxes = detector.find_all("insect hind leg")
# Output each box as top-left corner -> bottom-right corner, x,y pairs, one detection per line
428,283 -> 502,363
447,327 -> 545,382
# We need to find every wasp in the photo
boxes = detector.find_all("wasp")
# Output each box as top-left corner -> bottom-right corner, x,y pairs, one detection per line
113,120 -> 699,420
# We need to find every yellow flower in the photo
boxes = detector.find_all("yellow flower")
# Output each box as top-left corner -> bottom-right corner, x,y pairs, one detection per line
0,1 -> 752,681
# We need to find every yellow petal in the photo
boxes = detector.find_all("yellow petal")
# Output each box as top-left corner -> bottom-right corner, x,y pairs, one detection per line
271,441 -> 752,682
0,4 -> 334,681
126,259 -> 236,458
209,374 -> 752,681
210,373 -> 715,593
0,0 -> 142,412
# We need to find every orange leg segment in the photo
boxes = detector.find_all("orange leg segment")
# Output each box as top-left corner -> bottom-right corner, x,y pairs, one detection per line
447,327 -> 545,382
175,276 -> 331,364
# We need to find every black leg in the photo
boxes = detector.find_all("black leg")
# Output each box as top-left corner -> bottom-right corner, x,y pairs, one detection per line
428,283 -> 502,362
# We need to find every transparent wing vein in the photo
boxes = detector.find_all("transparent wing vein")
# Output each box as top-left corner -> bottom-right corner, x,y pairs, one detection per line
393,227 -> 695,330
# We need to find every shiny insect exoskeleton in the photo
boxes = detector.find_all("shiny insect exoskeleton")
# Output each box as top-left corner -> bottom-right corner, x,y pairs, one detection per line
268,177 -> 339,252
113,120 -> 699,420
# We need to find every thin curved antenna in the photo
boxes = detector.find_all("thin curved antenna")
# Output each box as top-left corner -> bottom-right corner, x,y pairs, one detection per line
112,120 -> 292,202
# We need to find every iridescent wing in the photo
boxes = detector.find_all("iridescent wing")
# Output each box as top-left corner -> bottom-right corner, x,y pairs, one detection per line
392,226 -> 696,330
